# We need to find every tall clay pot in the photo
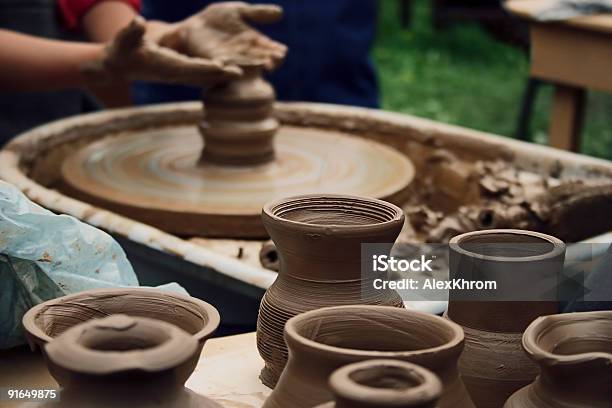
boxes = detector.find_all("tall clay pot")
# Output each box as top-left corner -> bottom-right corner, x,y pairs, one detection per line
314,359 -> 442,408
446,229 -> 565,408
257,195 -> 406,387
504,311 -> 612,408
263,305 -> 475,408
39,314 -> 221,407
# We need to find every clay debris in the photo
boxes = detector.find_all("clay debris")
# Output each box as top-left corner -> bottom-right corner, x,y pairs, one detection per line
406,159 -> 612,243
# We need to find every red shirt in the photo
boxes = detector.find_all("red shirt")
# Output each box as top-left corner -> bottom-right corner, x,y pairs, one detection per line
58,0 -> 141,30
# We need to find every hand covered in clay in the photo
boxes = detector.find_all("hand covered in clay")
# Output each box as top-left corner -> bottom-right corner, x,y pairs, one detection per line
83,16 -> 242,86
153,2 -> 287,70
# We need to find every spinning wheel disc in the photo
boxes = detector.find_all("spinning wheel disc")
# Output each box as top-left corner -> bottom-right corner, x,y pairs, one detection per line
61,125 -> 414,237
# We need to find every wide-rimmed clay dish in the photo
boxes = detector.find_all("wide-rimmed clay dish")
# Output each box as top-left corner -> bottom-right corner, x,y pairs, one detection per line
22,287 -> 220,359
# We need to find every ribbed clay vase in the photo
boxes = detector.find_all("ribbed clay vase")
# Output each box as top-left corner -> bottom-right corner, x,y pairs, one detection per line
39,315 -> 221,407
257,195 -> 406,388
314,359 -> 442,408
446,229 -> 565,408
263,305 -> 474,408
22,287 -> 220,385
504,311 -> 612,408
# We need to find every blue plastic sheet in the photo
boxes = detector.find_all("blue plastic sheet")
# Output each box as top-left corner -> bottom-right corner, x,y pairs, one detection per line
0,181 -> 182,348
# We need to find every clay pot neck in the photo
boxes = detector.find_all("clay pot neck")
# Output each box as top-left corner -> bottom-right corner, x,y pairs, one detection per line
329,360 -> 441,408
447,229 -> 565,332
524,312 -> 612,396
262,195 -> 404,281
45,315 -> 198,395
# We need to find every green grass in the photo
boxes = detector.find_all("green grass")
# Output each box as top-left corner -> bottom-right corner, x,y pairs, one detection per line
373,0 -> 612,160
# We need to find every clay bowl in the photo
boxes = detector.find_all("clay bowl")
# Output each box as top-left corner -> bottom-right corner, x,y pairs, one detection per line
263,305 -> 474,408
22,287 -> 220,383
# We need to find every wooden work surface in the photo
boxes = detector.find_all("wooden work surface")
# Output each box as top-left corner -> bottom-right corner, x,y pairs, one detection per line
506,0 -> 612,34
506,0 -> 612,152
0,332 -> 270,407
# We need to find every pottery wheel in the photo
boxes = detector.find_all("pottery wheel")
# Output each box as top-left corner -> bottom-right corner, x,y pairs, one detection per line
61,125 -> 414,238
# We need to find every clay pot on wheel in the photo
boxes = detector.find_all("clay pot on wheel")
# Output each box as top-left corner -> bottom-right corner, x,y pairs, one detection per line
39,314 -> 221,407
314,359 -> 442,408
22,287 -> 220,384
257,194 -> 406,388
446,229 -> 565,408
263,305 -> 474,408
504,311 -> 612,408
199,65 -> 278,166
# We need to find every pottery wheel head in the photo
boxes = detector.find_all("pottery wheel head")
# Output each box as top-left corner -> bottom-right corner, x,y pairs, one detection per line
61,125 -> 414,237
45,314 -> 198,375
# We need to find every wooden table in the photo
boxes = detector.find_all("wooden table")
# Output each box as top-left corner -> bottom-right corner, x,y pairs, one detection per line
0,332 -> 270,407
507,0 -> 612,151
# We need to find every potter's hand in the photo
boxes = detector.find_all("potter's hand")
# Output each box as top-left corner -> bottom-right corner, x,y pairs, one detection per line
155,2 -> 287,70
82,16 -> 241,86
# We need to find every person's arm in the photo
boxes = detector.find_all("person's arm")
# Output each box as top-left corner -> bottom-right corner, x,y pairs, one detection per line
0,18 -> 241,93
82,2 -> 139,106
0,29 -> 104,91
68,1 -> 141,106
58,0 -> 140,37
82,1 -> 138,42
0,2 -> 286,93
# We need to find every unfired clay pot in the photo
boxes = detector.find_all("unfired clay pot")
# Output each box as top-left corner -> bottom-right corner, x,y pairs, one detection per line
263,305 -> 474,408
22,287 -> 220,384
314,359 -> 442,408
504,311 -> 612,408
446,229 -> 565,408
39,314 -> 221,407
257,195 -> 406,387
199,65 -> 278,166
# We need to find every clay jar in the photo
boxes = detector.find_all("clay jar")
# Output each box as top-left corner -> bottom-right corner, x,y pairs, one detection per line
504,311 -> 612,408
446,229 -> 565,408
40,314 -> 221,408
22,287 -> 220,384
199,64 -> 278,166
257,195 -> 406,388
263,305 -> 474,408
315,359 -> 442,408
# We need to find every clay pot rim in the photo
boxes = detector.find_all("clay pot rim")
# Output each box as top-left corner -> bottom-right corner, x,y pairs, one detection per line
262,194 -> 404,234
523,311 -> 612,366
285,305 -> 464,359
449,229 -> 565,262
22,287 -> 220,347
45,314 -> 198,375
329,359 -> 442,405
